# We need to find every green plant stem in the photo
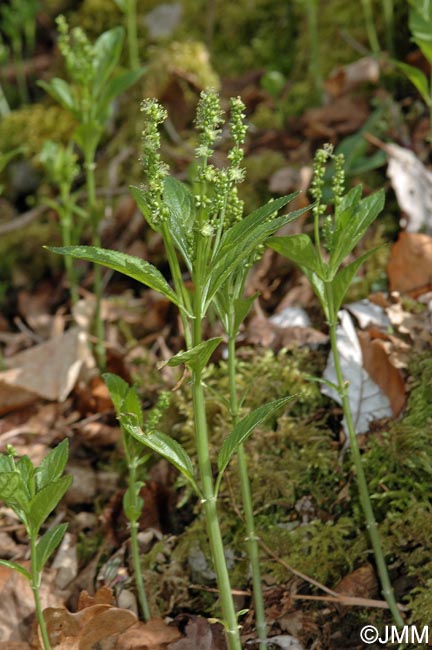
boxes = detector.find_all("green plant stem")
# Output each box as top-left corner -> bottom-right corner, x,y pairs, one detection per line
382,0 -> 394,54
325,283 -> 404,627
126,0 -> 139,69
84,147 -> 105,371
305,0 -> 322,104
361,0 -> 380,55
30,535 -> 51,650
227,333 -> 266,650
128,462 -> 151,621
191,262 -> 241,650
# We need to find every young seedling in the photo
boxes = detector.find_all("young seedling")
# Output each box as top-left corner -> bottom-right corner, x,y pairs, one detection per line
104,372 -> 171,621
268,145 -> 404,627
47,89 -> 304,649
0,439 -> 72,650
39,140 -> 86,305
39,16 -> 144,369
113,0 -> 140,69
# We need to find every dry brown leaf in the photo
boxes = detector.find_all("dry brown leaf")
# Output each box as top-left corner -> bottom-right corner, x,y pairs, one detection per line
358,332 -> 406,416
0,643 -> 31,649
0,328 -> 93,415
334,564 -> 378,599
324,57 -> 380,97
387,233 -> 432,294
302,96 -> 369,140
117,618 -> 181,650
43,604 -> 137,649
167,616 -> 226,650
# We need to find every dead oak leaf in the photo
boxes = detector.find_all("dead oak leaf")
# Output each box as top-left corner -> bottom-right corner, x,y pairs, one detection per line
116,618 -> 181,650
387,233 -> 432,294
42,604 -> 137,649
167,616 -> 226,650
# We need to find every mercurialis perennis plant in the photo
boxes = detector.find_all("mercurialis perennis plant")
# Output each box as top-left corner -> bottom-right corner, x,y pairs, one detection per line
47,89 -> 306,649
39,16 -> 144,369
268,144 -> 405,628
0,440 -> 72,650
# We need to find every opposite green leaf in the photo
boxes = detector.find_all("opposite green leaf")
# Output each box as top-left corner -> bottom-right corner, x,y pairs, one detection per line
394,61 -> 430,105
331,246 -> 383,312
167,338 -> 222,374
217,396 -> 294,480
0,472 -> 27,510
35,523 -> 68,573
29,475 -> 73,536
0,559 -> 31,581
35,439 -> 69,492
122,416 -> 200,495
269,234 -> 324,277
103,372 -> 130,413
47,246 -> 187,313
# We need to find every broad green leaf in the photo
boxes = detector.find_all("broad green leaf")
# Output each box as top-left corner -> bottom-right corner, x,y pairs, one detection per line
217,396 -> 294,479
98,68 -> 145,116
121,416 -> 200,495
208,206 -> 307,306
0,559 -> 31,581
332,247 -> 383,312
163,177 -> 196,267
92,27 -> 124,97
410,6 -> 432,63
0,472 -> 27,510
167,338 -> 222,374
395,61 -> 430,104
47,246 -> 186,312
29,475 -> 73,536
122,386 -> 144,427
233,295 -> 257,333
103,374 -> 144,428
38,78 -> 78,114
35,523 -> 68,573
35,439 -> 69,492
218,194 -> 298,255
269,234 -> 323,277
0,454 -> 15,472
329,190 -> 384,275
301,267 -> 329,320
103,372 -> 130,413
16,456 -> 34,499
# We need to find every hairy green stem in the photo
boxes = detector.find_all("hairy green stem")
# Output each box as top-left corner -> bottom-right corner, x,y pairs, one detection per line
325,283 -> 404,627
126,0 -> 139,69
191,261 -> 241,650
30,536 -> 51,650
128,459 -> 151,621
84,147 -> 105,370
228,333 -> 267,649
